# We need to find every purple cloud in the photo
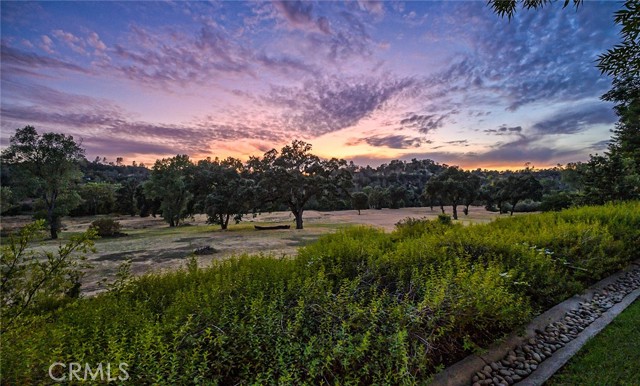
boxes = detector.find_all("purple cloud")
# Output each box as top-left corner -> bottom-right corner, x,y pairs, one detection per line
484,125 -> 523,135
272,1 -> 331,34
0,44 -> 89,75
532,104 -> 616,135
348,134 -> 424,149
267,75 -> 417,135
399,112 -> 456,134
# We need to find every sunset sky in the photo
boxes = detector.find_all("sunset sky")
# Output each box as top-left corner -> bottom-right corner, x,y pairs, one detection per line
0,1 -> 621,169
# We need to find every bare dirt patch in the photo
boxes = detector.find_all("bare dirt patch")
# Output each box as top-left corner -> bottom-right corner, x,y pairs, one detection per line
1,207 -> 510,295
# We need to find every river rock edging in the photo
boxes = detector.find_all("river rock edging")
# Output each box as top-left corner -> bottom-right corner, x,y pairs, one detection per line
431,259 -> 640,386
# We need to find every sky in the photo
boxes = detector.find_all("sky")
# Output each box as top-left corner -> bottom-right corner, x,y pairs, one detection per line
0,1 -> 622,170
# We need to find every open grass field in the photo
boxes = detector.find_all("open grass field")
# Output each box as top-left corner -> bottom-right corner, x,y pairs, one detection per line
0,206 -> 507,295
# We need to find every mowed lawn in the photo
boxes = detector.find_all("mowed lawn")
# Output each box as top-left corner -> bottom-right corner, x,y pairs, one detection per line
545,299 -> 640,385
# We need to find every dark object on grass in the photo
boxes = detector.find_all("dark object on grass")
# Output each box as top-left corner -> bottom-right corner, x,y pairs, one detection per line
254,225 -> 291,230
193,246 -> 217,255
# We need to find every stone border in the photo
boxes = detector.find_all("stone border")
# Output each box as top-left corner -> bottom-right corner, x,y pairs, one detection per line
431,259 -> 640,386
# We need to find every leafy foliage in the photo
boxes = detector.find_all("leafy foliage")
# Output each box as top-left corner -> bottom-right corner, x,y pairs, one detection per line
249,140 -> 352,229
1,126 -> 85,238
143,155 -> 194,227
488,0 -> 582,20
1,220 -> 96,331
192,157 -> 255,230
3,203 -> 638,384
597,1 -> 640,77
351,191 -> 369,214
89,218 -> 123,237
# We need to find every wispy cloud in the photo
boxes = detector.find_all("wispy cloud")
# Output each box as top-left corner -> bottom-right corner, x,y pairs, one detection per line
484,125 -> 523,135
266,75 -> 416,135
532,104 -> 616,135
272,1 -> 331,34
0,44 -> 89,75
590,140 -> 610,151
0,1 -> 620,167
348,134 -> 424,149
399,111 -> 456,134
445,140 -> 469,147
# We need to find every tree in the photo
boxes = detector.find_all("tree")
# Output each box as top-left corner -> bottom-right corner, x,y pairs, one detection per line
115,178 -> 141,216
143,155 -> 193,227
364,186 -> 389,210
1,126 -> 85,239
501,171 -> 543,215
488,0 -> 582,20
422,178 -> 446,214
193,157 -> 255,230
74,182 -> 118,216
462,173 -> 482,216
579,153 -> 639,203
602,73 -> 640,170
432,166 -> 468,220
0,186 -> 18,215
388,184 -> 408,209
351,191 -> 369,215
596,1 -> 639,78
249,140 -> 352,229
480,177 -> 508,213
135,185 -> 161,218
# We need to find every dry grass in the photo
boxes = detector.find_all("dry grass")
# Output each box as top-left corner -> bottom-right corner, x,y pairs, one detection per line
1,206 -> 511,295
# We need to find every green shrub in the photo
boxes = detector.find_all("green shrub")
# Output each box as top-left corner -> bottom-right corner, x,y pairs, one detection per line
392,216 -> 459,240
540,191 -> 576,211
502,199 -> 541,213
2,202 -> 638,384
438,213 -> 452,224
89,218 -> 123,237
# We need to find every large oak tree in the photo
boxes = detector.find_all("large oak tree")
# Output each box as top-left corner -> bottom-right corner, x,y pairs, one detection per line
249,140 -> 352,229
2,126 -> 84,239
143,155 -> 194,227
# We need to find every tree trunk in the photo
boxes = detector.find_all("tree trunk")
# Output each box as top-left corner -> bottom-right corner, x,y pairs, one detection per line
47,208 -> 58,239
221,214 -> 230,230
452,204 -> 458,220
294,210 -> 304,229
440,204 -> 445,214
357,209 -> 361,215
510,200 -> 517,216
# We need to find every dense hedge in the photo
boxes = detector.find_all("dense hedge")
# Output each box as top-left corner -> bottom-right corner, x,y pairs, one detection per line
2,202 -> 638,384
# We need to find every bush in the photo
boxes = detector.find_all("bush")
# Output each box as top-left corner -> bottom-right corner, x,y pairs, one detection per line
2,203 -> 638,384
1,221 -> 95,330
89,218 -> 123,237
540,191 -> 576,211
502,199 -> 541,213
438,213 -> 452,224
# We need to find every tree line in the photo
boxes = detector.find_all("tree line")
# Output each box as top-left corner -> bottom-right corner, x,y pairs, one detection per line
2,119 -> 637,240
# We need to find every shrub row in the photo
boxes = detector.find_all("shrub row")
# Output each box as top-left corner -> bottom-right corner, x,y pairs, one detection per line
2,202 -> 638,384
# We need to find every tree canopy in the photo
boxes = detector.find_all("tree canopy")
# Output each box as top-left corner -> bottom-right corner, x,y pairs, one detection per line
1,126 -> 85,239
249,140 -> 352,229
143,155 -> 194,227
192,157 -> 255,230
